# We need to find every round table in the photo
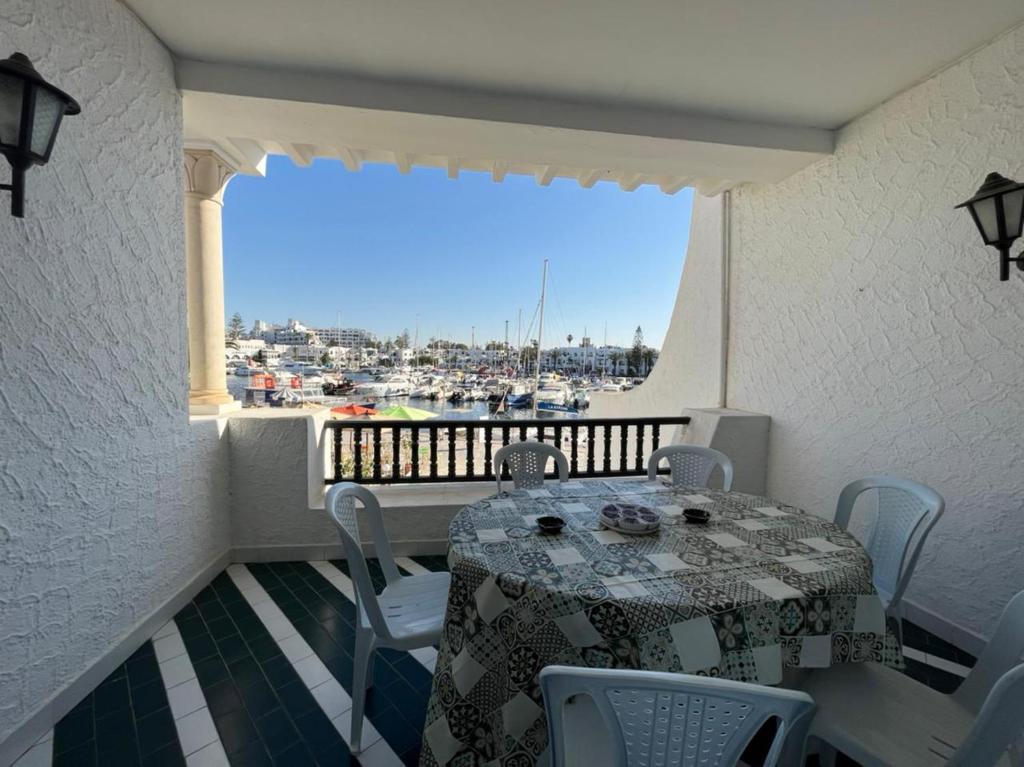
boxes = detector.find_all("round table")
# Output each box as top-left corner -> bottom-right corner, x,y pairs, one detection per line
420,478 -> 902,766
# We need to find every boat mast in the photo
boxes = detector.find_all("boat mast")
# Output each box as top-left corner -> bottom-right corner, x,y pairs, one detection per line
516,308 -> 522,375
413,315 -> 419,369
533,259 -> 548,417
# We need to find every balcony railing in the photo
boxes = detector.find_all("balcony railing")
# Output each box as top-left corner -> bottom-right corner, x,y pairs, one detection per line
324,416 -> 690,485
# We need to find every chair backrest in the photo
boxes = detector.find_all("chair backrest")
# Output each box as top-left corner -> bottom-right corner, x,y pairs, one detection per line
325,483 -> 402,639
647,445 -> 734,491
493,441 -> 569,492
539,666 -> 815,767
833,476 -> 944,608
955,590 -> 1024,713
950,664 -> 1024,766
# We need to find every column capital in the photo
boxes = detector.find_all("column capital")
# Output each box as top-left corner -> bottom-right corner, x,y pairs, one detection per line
184,148 -> 238,204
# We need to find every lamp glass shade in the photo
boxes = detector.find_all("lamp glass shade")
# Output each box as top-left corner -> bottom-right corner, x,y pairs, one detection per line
0,72 -> 22,148
958,172 -> 1024,248
30,87 -> 63,157
1003,188 -> 1024,242
970,195 -> 1002,245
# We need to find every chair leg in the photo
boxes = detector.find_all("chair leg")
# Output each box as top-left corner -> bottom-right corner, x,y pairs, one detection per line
817,739 -> 838,767
366,644 -> 377,690
891,601 -> 905,647
351,626 -> 376,753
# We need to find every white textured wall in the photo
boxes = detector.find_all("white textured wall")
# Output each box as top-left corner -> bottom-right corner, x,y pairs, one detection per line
0,0 -> 230,746
728,25 -> 1024,638
229,415 -> 457,554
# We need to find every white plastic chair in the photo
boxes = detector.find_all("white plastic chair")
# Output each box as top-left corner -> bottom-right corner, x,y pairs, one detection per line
493,441 -> 569,492
803,590 -> 1024,766
647,445 -> 734,491
325,483 -> 451,752
833,476 -> 944,635
539,666 -> 815,767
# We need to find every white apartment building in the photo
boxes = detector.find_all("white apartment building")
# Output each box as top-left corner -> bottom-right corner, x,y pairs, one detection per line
539,345 -> 656,375
312,326 -> 375,348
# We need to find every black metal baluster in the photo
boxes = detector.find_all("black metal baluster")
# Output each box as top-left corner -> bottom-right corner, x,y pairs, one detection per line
554,424 -> 562,462
332,424 -> 342,482
429,426 -> 438,480
500,426 -> 511,482
448,426 -> 456,479
569,424 -> 579,476
586,424 -> 596,475
354,426 -> 363,481
603,425 -> 612,473
324,417 -> 690,486
411,427 -> 420,481
372,426 -> 382,482
391,426 -> 401,480
484,426 -> 493,478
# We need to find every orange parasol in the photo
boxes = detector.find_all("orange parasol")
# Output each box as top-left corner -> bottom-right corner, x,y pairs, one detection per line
330,403 -> 378,417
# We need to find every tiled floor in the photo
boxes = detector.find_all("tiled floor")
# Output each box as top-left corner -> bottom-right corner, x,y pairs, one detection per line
18,555 -> 975,767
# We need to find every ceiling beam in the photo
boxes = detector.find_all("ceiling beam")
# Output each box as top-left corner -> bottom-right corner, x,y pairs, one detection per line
283,142 -> 316,166
618,173 -> 643,192
536,166 -> 557,186
447,157 -> 460,179
177,59 -> 834,156
695,179 -> 735,196
491,161 -> 508,183
226,137 -> 268,176
659,177 -> 691,195
393,151 -> 412,174
335,146 -> 363,172
578,169 -> 604,189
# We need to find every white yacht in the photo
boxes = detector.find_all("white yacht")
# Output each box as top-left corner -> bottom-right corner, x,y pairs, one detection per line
535,381 -> 570,405
351,373 -> 414,398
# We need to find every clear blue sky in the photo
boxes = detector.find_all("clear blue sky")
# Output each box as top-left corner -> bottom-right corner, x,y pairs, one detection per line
223,156 -> 692,349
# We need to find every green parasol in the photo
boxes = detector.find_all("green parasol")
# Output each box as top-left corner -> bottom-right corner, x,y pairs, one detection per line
376,405 -> 440,420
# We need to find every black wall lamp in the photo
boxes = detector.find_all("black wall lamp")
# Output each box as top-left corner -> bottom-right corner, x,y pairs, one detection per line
0,52 -> 80,218
956,172 -> 1024,281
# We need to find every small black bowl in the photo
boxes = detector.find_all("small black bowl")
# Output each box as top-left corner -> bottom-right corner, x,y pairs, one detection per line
536,516 -> 566,534
683,508 -> 711,524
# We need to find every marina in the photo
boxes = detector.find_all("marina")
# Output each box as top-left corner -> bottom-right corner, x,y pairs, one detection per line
226,260 -> 648,419
224,366 -> 638,419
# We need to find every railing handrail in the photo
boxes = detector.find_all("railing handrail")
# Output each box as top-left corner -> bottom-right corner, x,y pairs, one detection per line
325,415 -> 691,485
323,416 -> 690,429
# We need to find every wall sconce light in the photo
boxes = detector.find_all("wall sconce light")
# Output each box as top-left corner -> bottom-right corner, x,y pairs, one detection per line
0,52 -> 81,218
956,172 -> 1024,281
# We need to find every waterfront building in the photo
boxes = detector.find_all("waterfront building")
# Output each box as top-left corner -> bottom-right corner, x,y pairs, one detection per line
313,326 -> 375,348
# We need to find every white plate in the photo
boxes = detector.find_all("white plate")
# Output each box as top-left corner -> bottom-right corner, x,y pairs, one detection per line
600,519 -> 661,536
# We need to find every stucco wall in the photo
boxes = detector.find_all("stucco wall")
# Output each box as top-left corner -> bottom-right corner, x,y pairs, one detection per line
229,414 -> 459,556
728,24 -> 1024,639
0,0 -> 230,746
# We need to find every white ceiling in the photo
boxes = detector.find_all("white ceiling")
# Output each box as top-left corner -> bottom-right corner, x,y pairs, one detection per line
126,0 -> 1024,129
125,0 -> 1024,192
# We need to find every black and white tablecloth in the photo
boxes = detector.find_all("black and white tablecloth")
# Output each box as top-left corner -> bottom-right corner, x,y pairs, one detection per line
420,479 -> 902,766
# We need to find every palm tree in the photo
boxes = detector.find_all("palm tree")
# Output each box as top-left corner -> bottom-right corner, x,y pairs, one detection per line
642,348 -> 655,376
609,351 -> 625,375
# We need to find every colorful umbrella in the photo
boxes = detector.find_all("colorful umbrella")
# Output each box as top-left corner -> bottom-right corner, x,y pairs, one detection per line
330,403 -> 377,417
376,405 -> 439,420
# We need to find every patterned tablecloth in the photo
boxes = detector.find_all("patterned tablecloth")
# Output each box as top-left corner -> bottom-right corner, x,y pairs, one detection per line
420,479 -> 902,766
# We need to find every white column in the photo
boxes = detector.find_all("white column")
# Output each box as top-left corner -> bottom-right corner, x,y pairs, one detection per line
184,149 -> 241,415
